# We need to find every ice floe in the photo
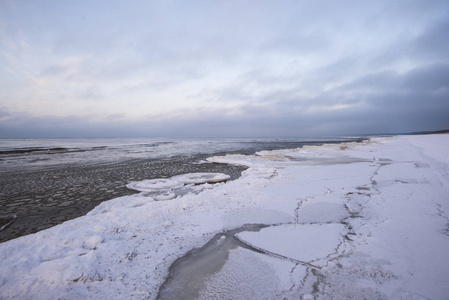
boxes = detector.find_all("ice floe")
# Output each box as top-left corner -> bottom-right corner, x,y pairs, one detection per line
126,172 -> 230,200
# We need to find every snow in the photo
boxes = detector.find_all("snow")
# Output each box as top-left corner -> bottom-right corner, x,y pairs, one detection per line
296,193 -> 350,223
1,134 -> 449,299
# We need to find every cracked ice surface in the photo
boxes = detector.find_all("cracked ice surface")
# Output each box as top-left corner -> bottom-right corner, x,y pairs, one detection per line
237,223 -> 347,266
1,135 -> 449,299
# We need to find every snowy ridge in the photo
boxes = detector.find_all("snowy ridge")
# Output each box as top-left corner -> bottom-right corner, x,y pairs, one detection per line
1,135 -> 449,299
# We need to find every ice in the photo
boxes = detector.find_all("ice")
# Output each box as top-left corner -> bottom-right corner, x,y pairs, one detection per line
127,178 -> 182,192
126,173 -> 230,192
237,223 -> 347,265
154,191 -> 177,201
1,134 -> 449,299
126,172 -> 230,200
197,248 -> 281,300
157,224 -> 269,300
173,173 -> 231,185
296,193 -> 350,223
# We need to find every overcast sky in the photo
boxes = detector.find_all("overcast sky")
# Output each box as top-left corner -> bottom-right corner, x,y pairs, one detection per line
1,0 -> 448,138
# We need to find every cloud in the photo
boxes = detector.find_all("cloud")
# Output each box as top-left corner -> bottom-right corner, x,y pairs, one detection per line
2,59 -> 448,139
1,0 -> 449,137
409,16 -> 449,61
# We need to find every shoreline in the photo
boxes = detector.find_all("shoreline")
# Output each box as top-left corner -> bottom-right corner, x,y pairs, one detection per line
0,138 -> 364,243
1,134 -> 448,299
0,154 -> 247,243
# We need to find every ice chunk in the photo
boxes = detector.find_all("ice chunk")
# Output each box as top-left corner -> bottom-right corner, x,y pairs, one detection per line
126,173 -> 230,200
126,173 -> 230,193
172,173 -> 230,185
126,178 -> 182,192
154,191 -> 177,201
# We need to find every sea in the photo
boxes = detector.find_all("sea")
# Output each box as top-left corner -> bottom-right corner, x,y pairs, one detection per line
0,137 -> 362,243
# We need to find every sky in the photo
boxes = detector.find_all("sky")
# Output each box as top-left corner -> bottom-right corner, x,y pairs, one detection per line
0,0 -> 448,138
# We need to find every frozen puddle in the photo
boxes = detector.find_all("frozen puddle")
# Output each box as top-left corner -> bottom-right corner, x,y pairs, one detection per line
157,224 -> 269,300
127,173 -> 230,201
158,223 -> 347,299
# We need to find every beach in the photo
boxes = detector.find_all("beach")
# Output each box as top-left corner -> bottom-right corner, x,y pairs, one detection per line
0,134 -> 448,299
1,138 -> 345,242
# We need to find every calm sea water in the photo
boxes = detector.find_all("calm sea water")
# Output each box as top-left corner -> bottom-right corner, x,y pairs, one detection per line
0,137 -> 356,170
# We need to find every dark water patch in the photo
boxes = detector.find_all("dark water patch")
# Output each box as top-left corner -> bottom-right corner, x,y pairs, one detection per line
0,147 -> 72,155
28,157 -> 52,163
137,142 -> 175,147
0,147 -> 90,160
0,154 -> 247,243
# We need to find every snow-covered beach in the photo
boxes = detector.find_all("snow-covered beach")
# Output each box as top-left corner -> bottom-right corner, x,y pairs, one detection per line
1,134 -> 448,299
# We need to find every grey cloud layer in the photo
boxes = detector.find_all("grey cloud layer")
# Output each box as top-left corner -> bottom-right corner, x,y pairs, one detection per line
0,0 -> 448,137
